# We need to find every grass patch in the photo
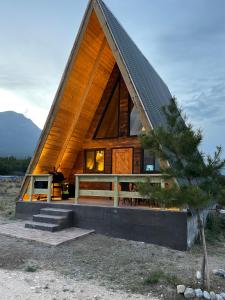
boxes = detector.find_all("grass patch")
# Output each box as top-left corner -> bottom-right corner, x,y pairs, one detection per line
144,270 -> 164,284
24,265 -> 38,272
0,197 -> 16,218
144,270 -> 180,286
206,213 -> 225,243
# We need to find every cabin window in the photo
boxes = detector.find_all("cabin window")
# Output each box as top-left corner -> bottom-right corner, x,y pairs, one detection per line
95,81 -> 119,139
129,101 -> 145,136
85,149 -> 105,173
142,149 -> 155,173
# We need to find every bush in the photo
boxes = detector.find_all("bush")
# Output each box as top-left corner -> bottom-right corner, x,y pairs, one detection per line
144,270 -> 180,286
144,270 -> 164,284
24,265 -> 38,272
206,213 -> 225,243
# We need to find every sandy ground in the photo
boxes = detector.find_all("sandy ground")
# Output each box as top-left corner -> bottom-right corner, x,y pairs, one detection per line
0,181 -> 225,300
0,269 -> 158,300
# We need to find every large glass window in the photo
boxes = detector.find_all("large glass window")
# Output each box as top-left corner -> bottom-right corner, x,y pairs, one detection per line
129,102 -> 145,136
95,82 -> 119,139
142,149 -> 155,173
85,149 -> 105,173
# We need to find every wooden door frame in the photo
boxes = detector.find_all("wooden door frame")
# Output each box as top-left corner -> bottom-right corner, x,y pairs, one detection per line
111,147 -> 134,174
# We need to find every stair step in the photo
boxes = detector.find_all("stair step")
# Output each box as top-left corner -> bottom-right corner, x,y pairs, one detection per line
25,221 -> 62,232
33,214 -> 67,225
40,208 -> 73,217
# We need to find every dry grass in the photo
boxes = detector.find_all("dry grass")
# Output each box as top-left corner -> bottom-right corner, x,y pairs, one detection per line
0,181 -> 20,217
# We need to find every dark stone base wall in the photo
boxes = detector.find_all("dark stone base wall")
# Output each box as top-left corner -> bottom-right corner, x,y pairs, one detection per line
16,201 -> 189,251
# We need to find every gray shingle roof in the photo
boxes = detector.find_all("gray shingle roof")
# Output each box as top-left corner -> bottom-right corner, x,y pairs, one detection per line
97,0 -> 172,128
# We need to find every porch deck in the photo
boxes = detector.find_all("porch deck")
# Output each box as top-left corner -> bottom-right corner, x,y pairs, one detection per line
28,197 -> 169,210
23,173 -> 166,209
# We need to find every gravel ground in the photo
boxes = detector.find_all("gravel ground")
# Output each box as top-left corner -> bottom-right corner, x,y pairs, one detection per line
0,181 -> 225,300
0,269 -> 158,300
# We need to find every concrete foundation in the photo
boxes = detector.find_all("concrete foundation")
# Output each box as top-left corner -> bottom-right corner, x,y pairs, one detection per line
16,201 -> 198,251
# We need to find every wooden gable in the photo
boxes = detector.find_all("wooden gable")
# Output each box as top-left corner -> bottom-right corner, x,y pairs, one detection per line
20,0 -> 153,198
33,10 -> 116,177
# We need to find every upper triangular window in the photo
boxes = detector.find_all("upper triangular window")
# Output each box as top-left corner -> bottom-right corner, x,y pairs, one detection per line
95,81 -> 119,139
129,101 -> 145,136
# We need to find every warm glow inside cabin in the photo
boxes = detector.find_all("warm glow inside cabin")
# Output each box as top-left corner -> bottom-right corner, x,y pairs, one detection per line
19,0 -> 172,208
16,0 -> 197,251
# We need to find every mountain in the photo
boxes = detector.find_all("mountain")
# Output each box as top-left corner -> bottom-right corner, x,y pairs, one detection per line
0,111 -> 41,158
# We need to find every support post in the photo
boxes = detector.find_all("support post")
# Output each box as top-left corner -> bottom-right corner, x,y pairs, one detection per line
47,175 -> 52,203
114,176 -> 119,207
75,175 -> 79,204
29,176 -> 34,202
161,179 -> 165,189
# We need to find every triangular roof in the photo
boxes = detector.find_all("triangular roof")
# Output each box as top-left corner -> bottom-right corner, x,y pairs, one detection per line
97,0 -> 172,127
20,0 -> 172,197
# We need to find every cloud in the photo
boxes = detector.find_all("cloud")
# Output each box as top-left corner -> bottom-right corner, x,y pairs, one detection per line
180,80 -> 225,122
0,88 -> 48,128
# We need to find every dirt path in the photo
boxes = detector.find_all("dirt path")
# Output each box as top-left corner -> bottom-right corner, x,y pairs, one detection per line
0,269 -> 158,300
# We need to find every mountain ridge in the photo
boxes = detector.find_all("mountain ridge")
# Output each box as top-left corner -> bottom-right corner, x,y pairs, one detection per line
0,111 -> 41,158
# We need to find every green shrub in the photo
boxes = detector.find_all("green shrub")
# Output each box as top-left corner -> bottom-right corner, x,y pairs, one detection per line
206,213 -> 225,243
144,270 -> 164,284
144,270 -> 180,286
24,265 -> 37,272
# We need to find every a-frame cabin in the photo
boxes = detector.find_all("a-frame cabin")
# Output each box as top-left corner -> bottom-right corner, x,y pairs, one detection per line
16,0 -> 195,250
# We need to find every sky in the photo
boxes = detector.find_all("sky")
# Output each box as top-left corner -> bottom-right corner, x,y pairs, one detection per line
0,0 -> 224,156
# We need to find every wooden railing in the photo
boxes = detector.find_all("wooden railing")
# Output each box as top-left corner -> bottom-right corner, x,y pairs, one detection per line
26,174 -> 52,202
74,174 -> 165,207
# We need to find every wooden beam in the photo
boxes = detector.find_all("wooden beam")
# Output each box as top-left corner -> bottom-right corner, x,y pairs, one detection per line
113,175 -> 119,207
55,38 -> 107,170
19,0 -> 95,199
94,1 -> 152,133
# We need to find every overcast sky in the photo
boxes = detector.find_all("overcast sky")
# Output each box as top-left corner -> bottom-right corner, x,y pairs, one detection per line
0,0 -> 224,155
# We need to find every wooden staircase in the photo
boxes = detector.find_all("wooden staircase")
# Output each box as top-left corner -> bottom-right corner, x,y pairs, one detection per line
25,208 -> 73,232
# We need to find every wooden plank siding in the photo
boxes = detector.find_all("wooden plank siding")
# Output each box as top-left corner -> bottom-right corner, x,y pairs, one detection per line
33,11 -> 116,176
71,65 -> 143,190
25,8 -> 143,192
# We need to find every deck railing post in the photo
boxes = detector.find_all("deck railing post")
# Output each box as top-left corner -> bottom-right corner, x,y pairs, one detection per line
29,176 -> 34,202
113,175 -> 119,207
161,178 -> 165,189
47,175 -> 52,203
75,175 -> 79,204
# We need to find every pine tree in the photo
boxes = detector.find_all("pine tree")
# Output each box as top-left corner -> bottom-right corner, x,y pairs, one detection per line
139,98 -> 225,289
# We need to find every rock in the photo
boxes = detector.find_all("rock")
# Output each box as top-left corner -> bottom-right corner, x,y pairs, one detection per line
213,269 -> 225,278
195,288 -> 203,298
196,271 -> 202,280
184,288 -> 195,299
220,293 -> 225,299
177,285 -> 186,294
203,291 -> 211,299
210,291 -> 217,300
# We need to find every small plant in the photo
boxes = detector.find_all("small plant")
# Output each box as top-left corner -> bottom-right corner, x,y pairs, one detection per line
164,273 -> 180,286
144,270 -> 164,284
144,270 -> 179,286
24,264 -> 37,272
